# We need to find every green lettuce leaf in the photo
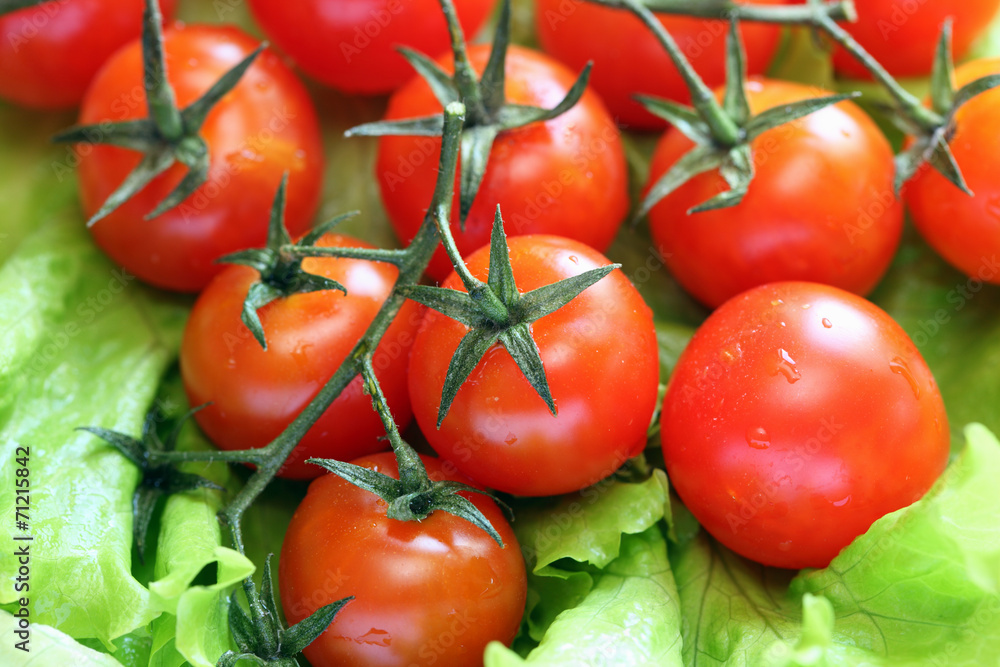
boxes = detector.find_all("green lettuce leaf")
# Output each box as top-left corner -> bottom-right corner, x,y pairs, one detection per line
0,611 -> 123,666
0,218 -> 187,646
486,472 -> 683,666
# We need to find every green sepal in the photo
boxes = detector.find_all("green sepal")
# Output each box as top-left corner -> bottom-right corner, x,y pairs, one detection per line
743,92 -> 858,141
217,175 -> 349,350
498,323 -> 555,415
638,145 -> 725,218
930,18 -> 956,114
395,284 -> 487,328
721,18 -> 750,126
438,327 -> 502,427
77,403 -> 223,563
691,144 -> 754,213
486,206 -> 518,304
636,95 -> 711,145
306,458 -> 506,547
51,0 -> 265,226
516,263 -> 620,322
345,0 -> 592,226
282,598 -> 353,656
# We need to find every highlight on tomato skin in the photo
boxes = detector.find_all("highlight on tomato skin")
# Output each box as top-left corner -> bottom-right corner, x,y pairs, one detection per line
832,0 -> 1000,80
247,0 -> 496,95
0,0 -> 179,109
180,233 -> 423,480
905,57 -> 1000,285
660,282 -> 950,570
534,0 -> 787,130
377,44 -> 630,282
279,453 -> 527,667
645,78 -> 903,309
75,22 -> 324,293
408,235 -> 660,497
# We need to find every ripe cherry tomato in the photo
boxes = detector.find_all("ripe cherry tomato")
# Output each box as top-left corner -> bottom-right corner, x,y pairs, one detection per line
0,0 -> 177,109
534,0 -> 786,130
181,233 -> 423,480
646,78 -> 902,309
661,282 -> 950,569
408,235 -> 659,497
905,57 -> 1000,284
377,44 -> 629,282
833,0 -> 1000,80
75,23 -> 324,292
247,0 -> 496,95
279,452 -> 527,667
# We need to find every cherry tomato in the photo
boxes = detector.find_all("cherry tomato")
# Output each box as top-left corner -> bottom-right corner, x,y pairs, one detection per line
378,44 -> 629,282
0,0 -> 177,109
833,0 -> 1000,80
646,78 -> 902,309
661,282 -> 950,569
408,235 -> 659,497
247,0 -> 496,95
279,452 -> 527,667
181,233 -> 423,480
905,57 -> 1000,284
534,0 -> 786,130
75,23 -> 324,292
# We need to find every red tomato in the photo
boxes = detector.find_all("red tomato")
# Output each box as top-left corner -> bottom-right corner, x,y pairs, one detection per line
279,452 -> 527,667
646,78 -> 902,309
534,0 -> 786,130
0,0 -> 177,109
408,235 -> 659,497
378,44 -> 629,282
905,57 -> 1000,284
75,23 -> 324,292
833,0 -> 1000,80
661,282 -> 950,569
180,233 -> 423,480
247,0 -> 496,95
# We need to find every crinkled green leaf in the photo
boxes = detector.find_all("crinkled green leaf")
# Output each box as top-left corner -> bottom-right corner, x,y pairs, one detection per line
0,612 -> 123,666
0,218 -> 187,647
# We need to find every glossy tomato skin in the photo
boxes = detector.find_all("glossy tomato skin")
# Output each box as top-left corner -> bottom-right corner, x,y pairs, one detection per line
378,44 -> 629,282
906,58 -> 1000,284
279,452 -> 527,667
833,0 -> 1000,79
535,0 -> 786,130
247,0 -> 495,95
181,233 -> 423,480
646,78 -> 902,309
409,236 -> 659,497
76,23 -> 324,292
0,0 -> 177,109
661,282 -> 949,569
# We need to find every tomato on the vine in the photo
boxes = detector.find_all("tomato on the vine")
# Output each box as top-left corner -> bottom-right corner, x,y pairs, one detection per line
534,0 -> 786,130
279,452 -> 527,667
0,0 -> 178,109
832,0 -> 1000,79
408,235 -> 659,497
75,23 -> 324,292
905,57 -> 1000,284
181,233 -> 423,480
377,44 -> 629,282
646,78 -> 902,309
247,0 -> 496,95
661,282 -> 950,570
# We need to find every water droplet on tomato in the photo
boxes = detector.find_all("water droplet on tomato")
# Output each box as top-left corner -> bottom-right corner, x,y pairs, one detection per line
801,303 -> 811,310
773,348 -> 801,383
504,433 -> 518,445
778,540 -> 792,552
832,495 -> 852,507
746,426 -> 770,449
720,344 -> 742,365
568,255 -> 579,264
822,318 -> 833,328
889,356 -> 921,399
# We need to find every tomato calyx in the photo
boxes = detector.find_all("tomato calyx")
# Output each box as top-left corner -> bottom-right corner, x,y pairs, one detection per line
216,174 -> 358,350
399,206 -> 620,426
219,555 -> 352,667
346,0 -> 592,223
52,0 -> 264,227
817,16 -> 1000,194
77,403 -> 222,564
631,6 -> 855,215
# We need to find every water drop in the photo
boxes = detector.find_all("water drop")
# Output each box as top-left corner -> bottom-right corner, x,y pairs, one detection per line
889,356 -> 921,398
720,343 -> 742,365
832,495 -> 852,507
822,318 -> 833,328
778,540 -> 793,552
773,348 -> 801,383
746,426 -> 770,449
568,255 -> 579,264
801,303 -> 811,310
504,433 -> 518,445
